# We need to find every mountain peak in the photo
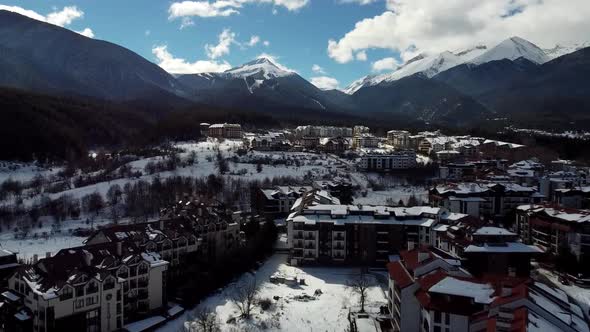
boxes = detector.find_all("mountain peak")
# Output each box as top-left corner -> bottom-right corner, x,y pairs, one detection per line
225,57 -> 294,80
472,36 -> 549,65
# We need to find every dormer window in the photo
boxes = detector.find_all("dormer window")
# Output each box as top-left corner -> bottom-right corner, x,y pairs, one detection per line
138,262 -> 148,275
117,266 -> 128,279
60,286 -> 73,301
104,277 -> 115,291
86,281 -> 98,294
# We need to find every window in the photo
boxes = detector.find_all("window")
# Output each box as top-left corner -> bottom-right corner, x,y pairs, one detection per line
60,286 -> 73,301
75,299 -> 84,309
434,327 -> 441,332
86,296 -> 98,306
445,314 -> 450,325
104,278 -> 115,291
75,285 -> 84,297
434,311 -> 441,323
86,281 -> 98,294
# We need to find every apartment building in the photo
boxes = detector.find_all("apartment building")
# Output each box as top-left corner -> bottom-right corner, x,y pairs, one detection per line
515,204 -> 590,262
386,247 -> 587,332
294,125 -> 353,138
359,151 -> 417,171
352,134 -> 380,150
253,186 -> 313,219
4,242 -> 168,332
208,123 -> 243,139
430,182 -> 542,219
86,198 -> 240,265
386,130 -> 411,149
287,203 -> 469,266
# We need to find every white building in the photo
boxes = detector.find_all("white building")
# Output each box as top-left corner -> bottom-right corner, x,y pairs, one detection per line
360,151 -> 417,171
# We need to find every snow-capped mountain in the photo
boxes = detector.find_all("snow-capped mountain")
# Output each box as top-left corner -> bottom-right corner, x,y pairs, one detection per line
176,57 -> 357,112
343,45 -> 488,95
470,37 -> 549,65
544,42 -> 590,60
343,75 -> 379,95
224,57 -> 294,80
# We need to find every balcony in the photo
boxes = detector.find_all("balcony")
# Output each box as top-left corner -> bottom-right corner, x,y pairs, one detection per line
305,235 -> 315,240
293,232 -> 304,239
305,244 -> 315,249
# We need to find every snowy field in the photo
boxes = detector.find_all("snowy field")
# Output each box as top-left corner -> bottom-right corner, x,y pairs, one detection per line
354,187 -> 429,206
157,254 -> 387,332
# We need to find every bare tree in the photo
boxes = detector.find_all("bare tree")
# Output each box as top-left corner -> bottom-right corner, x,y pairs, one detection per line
348,271 -> 372,313
231,276 -> 258,319
186,307 -> 220,332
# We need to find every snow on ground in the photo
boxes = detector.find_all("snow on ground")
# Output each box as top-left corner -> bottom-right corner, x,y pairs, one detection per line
157,254 -> 387,332
0,233 -> 86,261
0,161 -> 62,184
539,268 -> 590,317
354,187 -> 429,206
0,216 -> 114,261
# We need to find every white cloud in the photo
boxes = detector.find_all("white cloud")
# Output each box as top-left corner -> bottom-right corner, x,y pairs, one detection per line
312,64 -> 326,74
247,35 -> 261,47
263,40 -> 270,47
328,0 -> 590,63
338,0 -> 377,5
355,50 -> 367,61
0,5 -> 84,27
145,30 -> 151,36
76,28 -> 95,38
152,45 -> 231,74
180,17 -> 195,29
310,76 -> 339,90
168,0 -> 309,21
205,28 -> 236,59
371,57 -> 399,72
46,6 -> 84,26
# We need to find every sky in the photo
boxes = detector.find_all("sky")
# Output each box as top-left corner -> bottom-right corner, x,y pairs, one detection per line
1,0 -> 590,90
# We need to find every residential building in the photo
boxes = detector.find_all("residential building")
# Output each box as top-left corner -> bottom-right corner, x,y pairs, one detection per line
300,136 -> 320,149
386,247 -> 587,332
254,186 -> 313,219
86,198 -> 240,264
387,130 -> 411,150
554,186 -> 590,208
430,182 -> 542,219
208,123 -> 243,139
5,242 -> 168,332
287,202 -> 469,266
313,179 -> 353,204
321,137 -> 349,154
359,151 -> 417,171
352,134 -> 380,150
515,204 -> 590,262
0,249 -> 19,287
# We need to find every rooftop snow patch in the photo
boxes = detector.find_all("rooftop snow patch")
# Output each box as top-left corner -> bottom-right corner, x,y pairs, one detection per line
429,277 -> 495,304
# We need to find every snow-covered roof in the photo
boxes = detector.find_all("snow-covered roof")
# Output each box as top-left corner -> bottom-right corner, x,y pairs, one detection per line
464,242 -> 542,254
429,277 -> 495,304
473,227 -> 516,236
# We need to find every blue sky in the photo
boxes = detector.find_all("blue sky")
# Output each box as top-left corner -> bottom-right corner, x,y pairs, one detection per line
1,1 -> 589,90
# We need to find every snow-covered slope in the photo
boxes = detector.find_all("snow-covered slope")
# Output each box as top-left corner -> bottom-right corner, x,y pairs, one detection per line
471,37 -> 550,65
343,75 -> 379,94
224,57 -> 294,80
544,42 -> 590,59
344,45 -> 488,94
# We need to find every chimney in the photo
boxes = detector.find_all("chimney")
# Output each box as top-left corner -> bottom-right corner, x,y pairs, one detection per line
116,242 -> 122,256
33,254 -> 38,264
45,252 -> 51,259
